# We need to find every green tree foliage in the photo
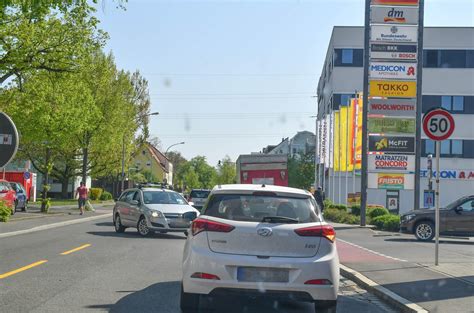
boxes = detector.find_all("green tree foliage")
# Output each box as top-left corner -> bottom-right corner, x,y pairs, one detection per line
0,0 -> 107,86
175,156 -> 219,191
215,156 -> 236,185
288,152 -> 315,190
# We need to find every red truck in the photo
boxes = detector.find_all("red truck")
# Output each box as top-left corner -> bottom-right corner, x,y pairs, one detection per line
236,154 -> 288,186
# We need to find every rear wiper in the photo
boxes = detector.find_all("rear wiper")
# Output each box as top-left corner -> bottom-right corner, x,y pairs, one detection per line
261,216 -> 299,224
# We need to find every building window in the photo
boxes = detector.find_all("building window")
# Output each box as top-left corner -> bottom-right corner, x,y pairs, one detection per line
341,49 -> 353,64
440,141 -> 450,155
333,93 -> 355,109
423,49 -> 473,68
441,96 -> 451,110
439,96 -> 464,112
453,96 -> 464,111
425,140 -> 435,155
452,140 -> 463,156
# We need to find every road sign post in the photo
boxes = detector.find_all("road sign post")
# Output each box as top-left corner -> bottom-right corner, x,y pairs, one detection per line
422,108 -> 455,266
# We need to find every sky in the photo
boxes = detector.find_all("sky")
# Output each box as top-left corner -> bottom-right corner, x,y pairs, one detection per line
95,0 -> 474,165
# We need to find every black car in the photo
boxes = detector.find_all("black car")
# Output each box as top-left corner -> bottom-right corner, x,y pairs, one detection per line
400,195 -> 474,241
9,182 -> 28,212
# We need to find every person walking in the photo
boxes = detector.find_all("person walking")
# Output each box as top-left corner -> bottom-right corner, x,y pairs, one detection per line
75,182 -> 88,215
314,186 -> 326,212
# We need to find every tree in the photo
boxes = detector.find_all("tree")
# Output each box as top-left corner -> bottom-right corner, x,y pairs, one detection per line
288,152 -> 315,190
0,1 -> 107,86
215,156 -> 236,185
175,156 -> 218,191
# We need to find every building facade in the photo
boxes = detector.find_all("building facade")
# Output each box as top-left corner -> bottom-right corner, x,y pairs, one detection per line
266,131 -> 316,158
317,26 -> 474,213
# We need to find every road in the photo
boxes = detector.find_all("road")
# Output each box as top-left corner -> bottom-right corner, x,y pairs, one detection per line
334,223 -> 474,313
0,216 -> 394,313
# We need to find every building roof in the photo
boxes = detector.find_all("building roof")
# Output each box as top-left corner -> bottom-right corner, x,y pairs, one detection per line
147,143 -> 170,173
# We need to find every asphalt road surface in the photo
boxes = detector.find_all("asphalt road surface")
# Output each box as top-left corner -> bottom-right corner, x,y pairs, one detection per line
0,217 -> 394,313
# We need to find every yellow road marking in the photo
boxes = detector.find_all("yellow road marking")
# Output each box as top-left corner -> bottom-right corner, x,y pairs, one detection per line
0,260 -> 48,279
60,244 -> 91,255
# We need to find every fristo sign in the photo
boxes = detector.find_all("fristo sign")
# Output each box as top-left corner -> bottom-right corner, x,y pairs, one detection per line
371,25 -> 418,43
370,62 -> 416,79
368,173 -> 415,190
369,154 -> 415,172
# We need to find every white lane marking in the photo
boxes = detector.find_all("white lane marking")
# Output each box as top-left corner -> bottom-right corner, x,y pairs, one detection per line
338,238 -> 408,262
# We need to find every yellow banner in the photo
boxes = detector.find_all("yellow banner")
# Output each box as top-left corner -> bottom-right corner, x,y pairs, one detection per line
340,106 -> 348,172
370,80 -> 416,98
333,111 -> 340,171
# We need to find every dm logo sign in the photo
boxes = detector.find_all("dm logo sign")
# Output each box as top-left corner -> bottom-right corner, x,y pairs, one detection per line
370,62 -> 417,80
370,80 -> 416,97
371,6 -> 419,24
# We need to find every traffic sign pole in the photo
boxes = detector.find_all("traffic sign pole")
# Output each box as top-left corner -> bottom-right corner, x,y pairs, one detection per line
435,140 -> 440,266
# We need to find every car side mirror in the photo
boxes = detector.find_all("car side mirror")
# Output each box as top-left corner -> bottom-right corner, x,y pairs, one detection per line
454,206 -> 463,213
130,200 -> 139,206
188,202 -> 194,206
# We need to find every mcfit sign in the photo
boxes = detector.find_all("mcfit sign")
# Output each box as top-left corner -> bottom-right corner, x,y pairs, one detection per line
369,135 -> 415,153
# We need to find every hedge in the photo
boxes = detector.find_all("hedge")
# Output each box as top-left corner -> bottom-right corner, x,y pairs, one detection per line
372,214 -> 400,231
0,201 -> 11,222
100,191 -> 113,201
323,208 -> 360,225
89,188 -> 103,201
367,207 -> 390,219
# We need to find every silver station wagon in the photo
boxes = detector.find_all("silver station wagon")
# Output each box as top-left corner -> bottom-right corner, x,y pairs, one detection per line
113,187 -> 200,237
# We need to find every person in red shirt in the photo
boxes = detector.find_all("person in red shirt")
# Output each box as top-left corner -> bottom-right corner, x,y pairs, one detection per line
75,182 -> 88,215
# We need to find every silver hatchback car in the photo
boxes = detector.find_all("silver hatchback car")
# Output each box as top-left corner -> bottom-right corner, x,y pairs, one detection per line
113,187 -> 200,236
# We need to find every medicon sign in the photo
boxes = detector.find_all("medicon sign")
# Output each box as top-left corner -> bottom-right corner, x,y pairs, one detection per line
370,62 -> 416,80
368,135 -> 415,153
370,80 -> 416,97
369,173 -> 415,190
370,6 -> 418,24
371,25 -> 418,43
368,154 -> 415,172
368,98 -> 416,117
368,117 -> 415,134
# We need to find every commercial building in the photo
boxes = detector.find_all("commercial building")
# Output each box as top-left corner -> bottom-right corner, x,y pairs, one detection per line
316,26 -> 474,213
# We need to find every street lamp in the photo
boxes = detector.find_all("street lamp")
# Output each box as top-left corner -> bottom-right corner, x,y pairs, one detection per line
165,141 -> 185,154
121,112 -> 159,193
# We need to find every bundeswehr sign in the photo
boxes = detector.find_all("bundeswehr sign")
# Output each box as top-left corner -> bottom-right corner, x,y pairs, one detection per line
371,25 -> 418,43
368,98 -> 416,117
370,6 -> 418,25
0,112 -> 19,168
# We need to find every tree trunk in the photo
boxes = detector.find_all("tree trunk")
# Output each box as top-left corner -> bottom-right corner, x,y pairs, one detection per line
61,177 -> 69,199
41,148 -> 51,212
82,147 -> 88,185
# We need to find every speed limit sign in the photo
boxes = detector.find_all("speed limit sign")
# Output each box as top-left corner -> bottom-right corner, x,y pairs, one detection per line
422,108 -> 455,141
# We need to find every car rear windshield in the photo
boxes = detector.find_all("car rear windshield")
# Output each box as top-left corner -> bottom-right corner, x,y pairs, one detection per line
143,191 -> 187,205
203,194 -> 320,223
190,190 -> 210,198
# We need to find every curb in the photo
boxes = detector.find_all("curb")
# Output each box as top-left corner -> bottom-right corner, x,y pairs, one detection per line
0,213 -> 112,239
9,213 -> 66,222
340,264 -> 428,313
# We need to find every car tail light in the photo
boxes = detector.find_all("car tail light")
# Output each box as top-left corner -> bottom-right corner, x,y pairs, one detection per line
191,272 -> 220,280
304,279 -> 332,285
191,218 -> 235,236
294,224 -> 336,242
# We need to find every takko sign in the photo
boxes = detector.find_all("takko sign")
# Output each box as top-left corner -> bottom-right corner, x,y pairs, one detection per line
370,80 -> 417,97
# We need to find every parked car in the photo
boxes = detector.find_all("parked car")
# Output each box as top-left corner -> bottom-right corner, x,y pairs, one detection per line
181,184 -> 339,313
0,179 -> 16,215
113,187 -> 200,237
400,195 -> 474,241
188,189 -> 210,210
9,182 -> 28,212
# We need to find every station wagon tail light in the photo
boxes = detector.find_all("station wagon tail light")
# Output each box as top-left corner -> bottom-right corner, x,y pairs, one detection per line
294,225 -> 336,242
191,272 -> 220,280
191,218 -> 235,236
304,279 -> 332,285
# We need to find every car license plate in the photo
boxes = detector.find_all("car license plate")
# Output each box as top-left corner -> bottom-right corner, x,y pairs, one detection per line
237,267 -> 289,283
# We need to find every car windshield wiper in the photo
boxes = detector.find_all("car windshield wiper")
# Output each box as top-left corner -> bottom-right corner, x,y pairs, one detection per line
261,216 -> 299,224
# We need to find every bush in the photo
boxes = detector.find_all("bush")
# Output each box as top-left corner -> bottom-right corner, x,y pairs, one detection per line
100,191 -> 113,201
367,207 -> 389,219
372,214 -> 400,231
89,188 -> 103,200
0,201 -> 12,222
41,198 -> 51,213
323,199 -> 333,209
323,208 -> 360,225
350,205 -> 361,216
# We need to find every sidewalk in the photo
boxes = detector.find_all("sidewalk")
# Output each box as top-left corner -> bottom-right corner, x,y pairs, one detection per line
0,203 -> 114,236
333,222 -> 474,313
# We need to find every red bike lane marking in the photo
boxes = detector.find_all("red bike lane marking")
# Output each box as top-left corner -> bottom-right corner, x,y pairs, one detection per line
336,239 -> 401,263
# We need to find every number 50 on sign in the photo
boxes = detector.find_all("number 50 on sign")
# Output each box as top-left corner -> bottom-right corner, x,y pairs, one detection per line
422,108 -> 455,141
